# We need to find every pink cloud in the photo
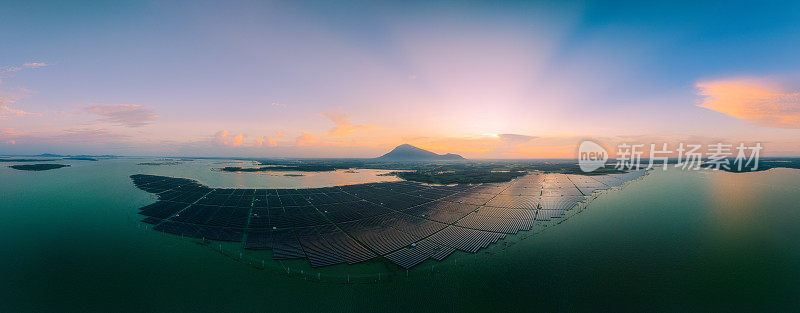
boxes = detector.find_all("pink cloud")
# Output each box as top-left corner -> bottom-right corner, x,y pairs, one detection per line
296,131 -> 326,146
0,128 -> 20,136
214,130 -> 281,147
1,128 -> 19,145
214,130 -> 244,147
323,111 -> 379,137
87,104 -> 159,127
232,134 -> 243,146
212,130 -> 278,147
23,62 -> 48,68
0,83 -> 39,119
697,77 -> 800,129
254,136 -> 278,147
0,105 -> 41,119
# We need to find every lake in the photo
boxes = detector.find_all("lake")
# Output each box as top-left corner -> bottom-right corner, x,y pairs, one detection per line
1,158 -> 799,312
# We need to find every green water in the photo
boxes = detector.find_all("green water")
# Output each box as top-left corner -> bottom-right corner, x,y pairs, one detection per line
2,159 -> 799,312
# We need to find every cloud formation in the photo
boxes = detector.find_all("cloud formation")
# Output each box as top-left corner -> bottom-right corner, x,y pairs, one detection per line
697,77 -> 800,129
1,128 -> 19,144
1,62 -> 49,84
214,130 -> 279,147
497,133 -> 537,144
404,133 -> 540,156
254,136 -> 277,147
1,63 -> 45,118
0,89 -> 40,119
23,62 -> 48,68
87,104 -> 159,127
0,128 -> 20,136
323,111 -> 379,137
0,103 -> 41,119
296,131 -> 326,146
214,130 -> 244,146
289,111 -> 380,147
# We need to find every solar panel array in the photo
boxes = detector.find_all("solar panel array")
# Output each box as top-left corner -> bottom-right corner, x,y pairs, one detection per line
130,169 -> 647,269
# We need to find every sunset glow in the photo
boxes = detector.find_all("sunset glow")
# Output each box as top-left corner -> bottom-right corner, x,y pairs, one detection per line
2,1 -> 799,158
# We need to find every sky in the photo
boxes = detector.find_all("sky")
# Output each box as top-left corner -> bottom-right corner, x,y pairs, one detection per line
1,0 -> 800,158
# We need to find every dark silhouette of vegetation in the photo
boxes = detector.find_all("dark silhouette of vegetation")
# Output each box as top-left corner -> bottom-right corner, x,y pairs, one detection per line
717,158 -> 800,173
9,164 -> 70,171
397,169 -> 527,184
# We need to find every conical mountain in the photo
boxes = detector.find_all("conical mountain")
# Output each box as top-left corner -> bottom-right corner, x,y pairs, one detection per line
377,144 -> 465,160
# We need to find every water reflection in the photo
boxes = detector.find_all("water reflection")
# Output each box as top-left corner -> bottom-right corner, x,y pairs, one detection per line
136,159 -> 403,188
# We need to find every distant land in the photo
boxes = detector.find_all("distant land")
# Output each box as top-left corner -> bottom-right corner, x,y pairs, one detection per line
220,144 -> 465,173
377,144 -> 465,161
35,153 -> 116,158
64,157 -> 99,161
0,159 -> 56,162
0,155 -> 100,162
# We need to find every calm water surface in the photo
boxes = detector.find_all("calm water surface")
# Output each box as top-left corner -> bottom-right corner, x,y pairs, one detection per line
1,158 -> 799,312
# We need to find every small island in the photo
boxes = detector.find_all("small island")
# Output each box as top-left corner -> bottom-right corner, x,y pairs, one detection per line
9,164 -> 70,171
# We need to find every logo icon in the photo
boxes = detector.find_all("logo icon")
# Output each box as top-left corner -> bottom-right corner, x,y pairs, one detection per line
578,140 -> 608,172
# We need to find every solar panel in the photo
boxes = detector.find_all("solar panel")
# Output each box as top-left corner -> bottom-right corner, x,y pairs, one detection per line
485,195 -> 539,210
271,229 -> 305,260
426,226 -> 505,253
129,170 -> 647,269
384,239 -> 451,268
244,229 -> 273,249
295,226 -> 347,267
455,214 -> 532,234
404,200 -> 478,224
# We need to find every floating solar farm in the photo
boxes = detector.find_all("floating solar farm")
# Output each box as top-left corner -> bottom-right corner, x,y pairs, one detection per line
131,170 -> 647,269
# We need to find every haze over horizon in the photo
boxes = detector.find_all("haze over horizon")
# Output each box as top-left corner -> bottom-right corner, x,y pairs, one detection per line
2,1 -> 800,158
